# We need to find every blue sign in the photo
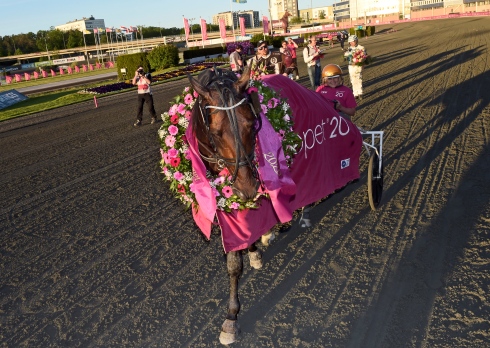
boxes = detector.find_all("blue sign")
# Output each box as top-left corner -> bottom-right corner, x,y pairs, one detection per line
0,90 -> 28,110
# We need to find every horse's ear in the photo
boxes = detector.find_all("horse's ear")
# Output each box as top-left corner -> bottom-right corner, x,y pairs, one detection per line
188,73 -> 211,101
234,65 -> 251,95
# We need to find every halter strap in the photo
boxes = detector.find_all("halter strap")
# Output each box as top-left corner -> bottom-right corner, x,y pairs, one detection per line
204,98 -> 247,111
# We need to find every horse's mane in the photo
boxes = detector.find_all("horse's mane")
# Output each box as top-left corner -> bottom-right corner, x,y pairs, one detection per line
190,68 -> 240,133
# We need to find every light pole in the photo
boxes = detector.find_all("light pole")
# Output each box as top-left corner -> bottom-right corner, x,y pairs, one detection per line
42,32 -> 50,61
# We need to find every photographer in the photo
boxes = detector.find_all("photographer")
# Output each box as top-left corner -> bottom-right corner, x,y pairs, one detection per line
303,36 -> 324,90
316,64 -> 357,120
132,66 -> 157,126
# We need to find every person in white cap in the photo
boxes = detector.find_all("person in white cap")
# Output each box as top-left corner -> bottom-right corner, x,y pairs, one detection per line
344,35 -> 367,100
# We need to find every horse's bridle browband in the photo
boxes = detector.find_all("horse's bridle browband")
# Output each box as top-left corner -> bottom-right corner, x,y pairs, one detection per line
196,76 -> 261,184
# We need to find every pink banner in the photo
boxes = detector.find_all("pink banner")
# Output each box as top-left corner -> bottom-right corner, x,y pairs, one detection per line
200,18 -> 208,41
89,64 -> 94,71
50,69 -> 56,77
33,71 -> 39,79
219,18 -> 227,39
239,17 -> 246,37
67,67 -> 73,74
75,65 -> 80,73
263,16 -> 269,34
183,17 -> 190,42
42,70 -> 48,78
82,65 -> 87,72
24,72 -> 31,81
6,76 -> 12,84
96,63 -> 101,69
15,74 -> 21,82
59,68 -> 64,75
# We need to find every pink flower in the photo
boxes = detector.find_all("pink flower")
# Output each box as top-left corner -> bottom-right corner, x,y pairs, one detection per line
163,152 -> 171,164
222,186 -> 233,198
219,168 -> 230,177
168,125 -> 178,136
230,202 -> 240,209
214,176 -> 225,185
278,129 -> 285,139
165,135 -> 176,147
170,157 -> 181,167
258,94 -> 264,103
184,149 -> 191,160
185,110 -> 192,120
247,86 -> 258,94
283,115 -> 290,122
193,91 -> 199,98
170,114 -> 179,124
189,182 -> 196,192
177,103 -> 186,114
174,171 -> 184,180
184,87 -> 190,92
212,187 -> 220,197
261,104 -> 268,114
160,148 -> 165,158
267,98 -> 278,109
168,148 -> 179,158
168,104 -> 178,116
184,93 -> 193,105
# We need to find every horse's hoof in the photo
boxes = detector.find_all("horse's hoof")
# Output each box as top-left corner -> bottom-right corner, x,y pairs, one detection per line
249,249 -> 263,269
261,231 -> 275,246
219,319 -> 240,345
299,218 -> 312,228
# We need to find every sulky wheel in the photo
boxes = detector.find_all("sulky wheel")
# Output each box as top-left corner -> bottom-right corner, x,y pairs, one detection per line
367,148 -> 383,210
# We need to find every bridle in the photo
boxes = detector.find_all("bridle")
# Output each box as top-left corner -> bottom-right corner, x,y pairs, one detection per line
196,75 -> 262,184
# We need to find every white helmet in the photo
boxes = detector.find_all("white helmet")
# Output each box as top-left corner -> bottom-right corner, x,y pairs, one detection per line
348,35 -> 358,43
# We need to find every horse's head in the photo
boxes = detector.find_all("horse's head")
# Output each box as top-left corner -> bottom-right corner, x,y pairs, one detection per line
188,66 -> 261,202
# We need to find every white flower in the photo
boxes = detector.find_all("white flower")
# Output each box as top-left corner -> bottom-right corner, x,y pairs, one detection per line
179,118 -> 189,128
217,197 -> 227,207
158,129 -> 168,139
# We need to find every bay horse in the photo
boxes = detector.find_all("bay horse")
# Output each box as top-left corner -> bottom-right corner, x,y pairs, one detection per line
186,66 -> 363,344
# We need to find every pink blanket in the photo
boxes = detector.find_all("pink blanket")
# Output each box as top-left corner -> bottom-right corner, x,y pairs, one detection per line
188,74 -> 363,252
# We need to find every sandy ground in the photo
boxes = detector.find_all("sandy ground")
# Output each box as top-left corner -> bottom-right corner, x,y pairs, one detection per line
1,17 -> 489,347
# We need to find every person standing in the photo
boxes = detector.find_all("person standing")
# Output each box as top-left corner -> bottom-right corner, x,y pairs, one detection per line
344,35 -> 367,100
132,66 -> 157,126
229,45 -> 244,74
337,30 -> 348,50
248,40 -> 281,76
280,40 -> 296,79
316,64 -> 357,120
303,36 -> 323,90
286,37 -> 300,79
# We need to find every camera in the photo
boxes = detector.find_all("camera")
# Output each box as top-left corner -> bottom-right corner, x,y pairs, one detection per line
137,69 -> 145,75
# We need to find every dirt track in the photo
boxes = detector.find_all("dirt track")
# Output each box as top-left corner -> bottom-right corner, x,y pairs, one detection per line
1,17 -> 489,347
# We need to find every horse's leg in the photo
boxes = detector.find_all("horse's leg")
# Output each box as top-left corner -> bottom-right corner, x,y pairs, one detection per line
248,243 -> 263,269
299,204 -> 313,228
220,251 -> 243,345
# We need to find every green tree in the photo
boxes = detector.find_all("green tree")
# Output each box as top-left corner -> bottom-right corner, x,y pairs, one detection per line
290,17 -> 302,25
147,44 -> 179,70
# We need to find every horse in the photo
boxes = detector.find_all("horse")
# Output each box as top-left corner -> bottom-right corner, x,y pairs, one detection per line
280,10 -> 292,33
185,66 -> 363,344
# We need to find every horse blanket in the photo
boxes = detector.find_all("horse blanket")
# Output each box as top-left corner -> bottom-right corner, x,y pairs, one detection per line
188,74 -> 363,252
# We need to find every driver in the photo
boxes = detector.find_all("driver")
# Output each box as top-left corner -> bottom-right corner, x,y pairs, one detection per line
316,64 -> 357,120
247,40 -> 281,76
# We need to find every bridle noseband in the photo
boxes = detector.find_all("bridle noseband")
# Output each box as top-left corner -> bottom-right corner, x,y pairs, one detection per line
196,74 -> 262,184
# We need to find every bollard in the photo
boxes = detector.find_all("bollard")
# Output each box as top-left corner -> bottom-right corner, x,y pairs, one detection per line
94,95 -> 98,108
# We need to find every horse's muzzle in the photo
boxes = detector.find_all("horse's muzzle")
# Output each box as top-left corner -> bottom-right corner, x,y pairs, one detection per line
233,180 -> 260,202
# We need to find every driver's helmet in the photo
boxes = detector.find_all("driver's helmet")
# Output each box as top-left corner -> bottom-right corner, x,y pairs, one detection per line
322,64 -> 343,79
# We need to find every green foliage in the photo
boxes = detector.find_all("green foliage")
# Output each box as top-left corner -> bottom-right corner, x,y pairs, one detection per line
355,30 -> 366,38
147,44 -> 179,70
116,52 -> 150,80
290,17 -> 302,24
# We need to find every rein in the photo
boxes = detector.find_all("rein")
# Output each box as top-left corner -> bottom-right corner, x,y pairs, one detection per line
196,76 -> 261,184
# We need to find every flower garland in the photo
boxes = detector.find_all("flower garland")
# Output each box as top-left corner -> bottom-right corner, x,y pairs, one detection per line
158,76 -> 302,213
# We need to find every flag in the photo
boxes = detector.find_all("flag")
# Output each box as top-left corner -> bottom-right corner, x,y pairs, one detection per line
120,26 -> 128,31
239,17 -> 246,37
263,16 -> 269,34
106,28 -> 112,33
93,28 -> 98,34
200,18 -> 207,41
130,26 -> 138,32
232,0 -> 247,3
183,17 -> 190,42
219,18 -> 226,40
